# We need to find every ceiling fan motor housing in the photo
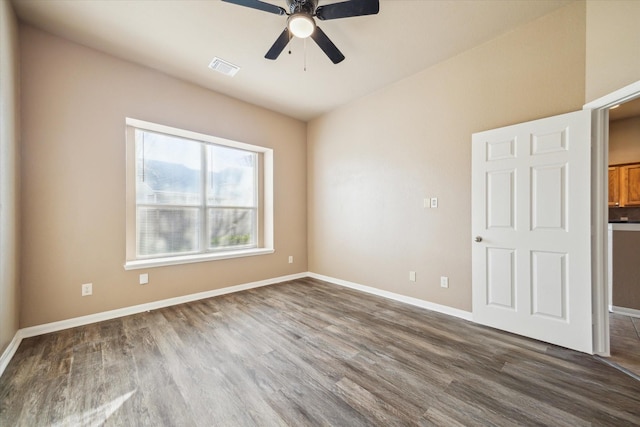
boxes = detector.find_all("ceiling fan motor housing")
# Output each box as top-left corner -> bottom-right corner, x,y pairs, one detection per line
286,0 -> 318,15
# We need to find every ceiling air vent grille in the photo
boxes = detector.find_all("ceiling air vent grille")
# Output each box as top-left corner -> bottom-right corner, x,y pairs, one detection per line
208,57 -> 240,77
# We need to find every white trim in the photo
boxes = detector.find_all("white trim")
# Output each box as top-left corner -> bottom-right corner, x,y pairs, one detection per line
584,80 -> 640,357
611,306 -> 640,319
124,248 -> 274,270
308,272 -> 473,321
19,272 -> 307,339
583,80 -> 640,111
124,117 -> 275,269
590,106 -> 611,357
609,223 -> 640,232
2,272 -> 473,377
0,331 -> 23,378
125,118 -> 270,154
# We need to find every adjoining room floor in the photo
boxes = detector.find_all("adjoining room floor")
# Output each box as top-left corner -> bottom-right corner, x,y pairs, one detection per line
1,278 -> 639,426
608,312 -> 640,378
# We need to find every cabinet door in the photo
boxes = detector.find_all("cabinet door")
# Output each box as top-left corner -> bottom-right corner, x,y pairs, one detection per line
609,166 -> 620,207
622,164 -> 640,206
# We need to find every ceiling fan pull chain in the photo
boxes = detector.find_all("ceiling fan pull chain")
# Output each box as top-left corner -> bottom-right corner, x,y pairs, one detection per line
304,37 -> 307,72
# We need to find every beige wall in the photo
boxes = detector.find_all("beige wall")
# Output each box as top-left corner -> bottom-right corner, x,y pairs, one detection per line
585,0 -> 640,102
308,2 -> 586,311
609,116 -> 640,165
15,0 -> 638,329
0,0 -> 21,354
19,26 -> 307,327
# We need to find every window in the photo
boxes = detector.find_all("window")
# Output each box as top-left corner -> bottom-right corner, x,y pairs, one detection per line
125,119 -> 273,269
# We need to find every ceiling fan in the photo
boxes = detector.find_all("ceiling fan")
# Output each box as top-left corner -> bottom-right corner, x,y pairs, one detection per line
221,0 -> 380,64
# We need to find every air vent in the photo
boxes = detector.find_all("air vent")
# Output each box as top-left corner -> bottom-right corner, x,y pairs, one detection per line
208,57 -> 240,77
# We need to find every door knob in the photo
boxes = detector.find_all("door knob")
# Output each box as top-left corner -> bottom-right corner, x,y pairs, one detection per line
475,236 -> 483,242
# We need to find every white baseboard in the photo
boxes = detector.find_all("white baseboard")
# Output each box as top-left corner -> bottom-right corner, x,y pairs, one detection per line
3,274 -> 302,378
2,271 -> 472,378
307,272 -> 473,321
0,331 -> 23,378
19,272 -> 307,339
611,305 -> 640,319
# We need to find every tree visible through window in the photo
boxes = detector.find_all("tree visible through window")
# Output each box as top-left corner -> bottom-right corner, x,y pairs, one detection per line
135,129 -> 257,258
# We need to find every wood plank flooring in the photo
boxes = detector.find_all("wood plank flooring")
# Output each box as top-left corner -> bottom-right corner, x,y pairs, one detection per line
608,312 -> 640,378
1,277 -> 639,426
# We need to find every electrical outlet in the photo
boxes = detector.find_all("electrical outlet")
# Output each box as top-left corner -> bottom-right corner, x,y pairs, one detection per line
288,256 -> 294,264
139,273 -> 149,285
440,276 -> 449,288
409,271 -> 416,282
81,283 -> 92,296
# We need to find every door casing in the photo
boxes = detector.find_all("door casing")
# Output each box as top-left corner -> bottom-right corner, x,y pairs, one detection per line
584,79 -> 640,357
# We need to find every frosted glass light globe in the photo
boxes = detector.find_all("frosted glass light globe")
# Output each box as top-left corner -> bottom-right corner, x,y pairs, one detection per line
288,13 -> 315,38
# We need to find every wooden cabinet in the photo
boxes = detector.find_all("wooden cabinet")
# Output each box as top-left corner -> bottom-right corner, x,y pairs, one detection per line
621,164 -> 640,206
610,163 -> 640,207
609,166 -> 620,207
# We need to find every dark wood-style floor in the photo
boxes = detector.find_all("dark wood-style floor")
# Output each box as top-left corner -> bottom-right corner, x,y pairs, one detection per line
609,312 -> 640,378
1,277 -> 639,426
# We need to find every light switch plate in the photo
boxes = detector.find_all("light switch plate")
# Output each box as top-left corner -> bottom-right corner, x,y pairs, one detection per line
430,197 -> 438,208
139,273 -> 149,285
440,276 -> 449,288
81,283 -> 92,296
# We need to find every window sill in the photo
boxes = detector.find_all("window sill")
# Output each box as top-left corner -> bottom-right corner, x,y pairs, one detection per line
124,248 -> 275,270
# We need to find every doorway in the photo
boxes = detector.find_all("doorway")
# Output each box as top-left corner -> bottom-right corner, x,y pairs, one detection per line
584,79 -> 640,358
603,97 -> 640,377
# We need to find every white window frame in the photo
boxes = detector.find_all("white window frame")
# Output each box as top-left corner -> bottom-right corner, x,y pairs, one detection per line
124,118 -> 273,270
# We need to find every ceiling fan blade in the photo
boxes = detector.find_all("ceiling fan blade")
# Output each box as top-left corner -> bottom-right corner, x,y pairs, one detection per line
265,28 -> 292,60
221,0 -> 286,16
315,0 -> 379,21
310,26 -> 345,64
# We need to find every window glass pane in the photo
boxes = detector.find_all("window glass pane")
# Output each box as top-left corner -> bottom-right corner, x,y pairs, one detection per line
207,145 -> 256,207
129,120 -> 266,263
208,208 -> 256,249
137,207 -> 200,256
136,130 -> 202,206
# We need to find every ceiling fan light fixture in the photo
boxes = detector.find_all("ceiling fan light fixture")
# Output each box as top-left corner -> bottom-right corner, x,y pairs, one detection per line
288,13 -> 315,38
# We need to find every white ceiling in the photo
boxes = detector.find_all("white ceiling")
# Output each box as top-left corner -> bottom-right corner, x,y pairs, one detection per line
610,96 -> 640,121
11,0 -> 573,121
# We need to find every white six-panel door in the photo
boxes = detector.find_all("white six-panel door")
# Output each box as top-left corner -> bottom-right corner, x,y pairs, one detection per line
472,110 -> 593,354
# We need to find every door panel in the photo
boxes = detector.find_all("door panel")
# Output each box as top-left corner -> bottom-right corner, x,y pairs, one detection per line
530,250 -> 566,319
486,247 -> 516,309
531,164 -> 566,230
472,110 -> 592,354
487,170 -> 515,229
